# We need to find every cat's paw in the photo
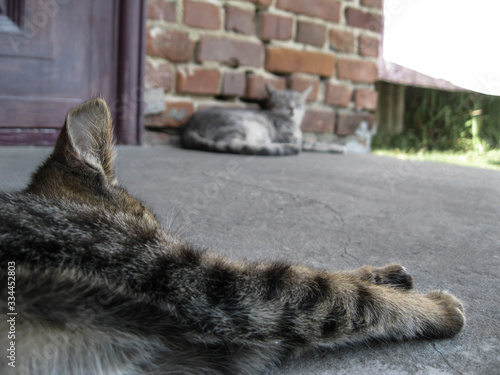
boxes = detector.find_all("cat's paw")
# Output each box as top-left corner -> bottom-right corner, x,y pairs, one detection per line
283,144 -> 301,155
372,263 -> 414,291
423,290 -> 466,338
426,290 -> 465,314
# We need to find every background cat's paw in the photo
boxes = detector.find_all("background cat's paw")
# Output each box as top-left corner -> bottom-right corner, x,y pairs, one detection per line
283,144 -> 301,155
423,290 -> 466,338
373,264 -> 414,290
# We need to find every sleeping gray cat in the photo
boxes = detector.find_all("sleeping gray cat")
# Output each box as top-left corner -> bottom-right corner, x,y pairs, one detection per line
0,99 -> 465,374
182,84 -> 345,156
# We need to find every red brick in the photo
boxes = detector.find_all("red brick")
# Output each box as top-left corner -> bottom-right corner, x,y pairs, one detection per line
354,88 -> 378,111
176,67 -> 220,95
183,0 -> 220,30
295,21 -> 326,47
198,35 -> 263,68
301,108 -> 335,133
144,130 -> 171,145
329,29 -> 355,53
244,74 -> 286,100
238,0 -> 272,5
266,46 -> 335,77
288,75 -> 319,102
147,0 -> 176,22
345,7 -> 382,33
221,71 -> 246,97
144,99 -> 195,128
145,59 -> 175,91
337,58 -> 378,83
259,13 -> 293,41
276,0 -> 341,23
146,27 -> 195,62
198,102 -> 247,111
225,5 -> 255,35
144,115 -> 167,128
336,112 -> 372,135
164,100 -> 195,127
360,0 -> 382,9
358,35 -> 379,57
325,83 -> 353,107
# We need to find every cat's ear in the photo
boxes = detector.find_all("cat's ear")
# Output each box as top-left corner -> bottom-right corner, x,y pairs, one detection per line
54,98 -> 116,179
265,83 -> 277,96
301,85 -> 313,100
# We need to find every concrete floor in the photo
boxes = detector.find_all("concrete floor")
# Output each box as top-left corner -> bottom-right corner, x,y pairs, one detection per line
1,144 -> 499,375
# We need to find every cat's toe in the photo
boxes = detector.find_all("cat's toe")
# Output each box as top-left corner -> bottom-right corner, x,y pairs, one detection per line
426,290 -> 465,314
423,290 -> 466,338
373,263 -> 413,290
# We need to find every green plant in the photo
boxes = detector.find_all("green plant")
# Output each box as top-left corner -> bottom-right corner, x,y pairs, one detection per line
373,87 -> 500,152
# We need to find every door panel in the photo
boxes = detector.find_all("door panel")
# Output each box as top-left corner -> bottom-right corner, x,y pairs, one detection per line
0,0 -> 53,59
0,0 -> 119,145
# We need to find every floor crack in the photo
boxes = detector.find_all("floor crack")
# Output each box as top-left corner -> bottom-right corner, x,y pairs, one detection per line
226,179 -> 360,266
431,342 -> 464,375
157,159 -> 360,267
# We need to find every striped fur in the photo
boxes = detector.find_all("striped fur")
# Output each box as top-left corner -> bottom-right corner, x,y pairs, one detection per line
0,99 -> 465,374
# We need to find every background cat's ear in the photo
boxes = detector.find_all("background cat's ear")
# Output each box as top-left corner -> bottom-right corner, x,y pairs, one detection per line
301,85 -> 313,99
56,98 -> 116,179
265,83 -> 277,96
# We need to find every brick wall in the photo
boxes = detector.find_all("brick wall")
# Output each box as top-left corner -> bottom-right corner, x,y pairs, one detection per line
144,0 -> 382,144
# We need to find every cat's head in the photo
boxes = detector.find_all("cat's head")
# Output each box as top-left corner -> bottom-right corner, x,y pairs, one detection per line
265,84 -> 312,124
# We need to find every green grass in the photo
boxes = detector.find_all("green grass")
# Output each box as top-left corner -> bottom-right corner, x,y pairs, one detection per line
373,149 -> 500,171
372,86 -> 500,171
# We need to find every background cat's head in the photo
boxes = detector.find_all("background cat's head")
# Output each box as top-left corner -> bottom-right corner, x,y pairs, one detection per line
265,84 -> 312,125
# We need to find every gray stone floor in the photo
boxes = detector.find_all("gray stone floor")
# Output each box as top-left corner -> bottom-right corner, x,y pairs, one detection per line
1,145 -> 499,375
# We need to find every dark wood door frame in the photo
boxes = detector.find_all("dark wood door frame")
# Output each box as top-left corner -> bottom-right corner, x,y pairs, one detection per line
115,0 -> 146,145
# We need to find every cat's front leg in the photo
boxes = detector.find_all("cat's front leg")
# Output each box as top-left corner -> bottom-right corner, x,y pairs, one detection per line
137,248 -> 465,372
166,252 -> 465,346
249,262 -> 466,344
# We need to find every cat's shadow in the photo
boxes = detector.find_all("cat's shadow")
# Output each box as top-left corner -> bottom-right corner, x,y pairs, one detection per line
273,338 -> 439,374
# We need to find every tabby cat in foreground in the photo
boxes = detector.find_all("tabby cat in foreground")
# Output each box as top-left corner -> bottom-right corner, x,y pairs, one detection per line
0,99 -> 465,374
182,84 -> 345,155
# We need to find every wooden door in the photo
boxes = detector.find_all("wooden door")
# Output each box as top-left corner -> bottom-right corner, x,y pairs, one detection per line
0,0 -> 145,145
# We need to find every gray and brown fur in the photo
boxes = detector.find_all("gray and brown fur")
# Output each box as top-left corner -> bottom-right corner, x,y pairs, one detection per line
0,99 -> 465,374
182,85 -> 344,156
